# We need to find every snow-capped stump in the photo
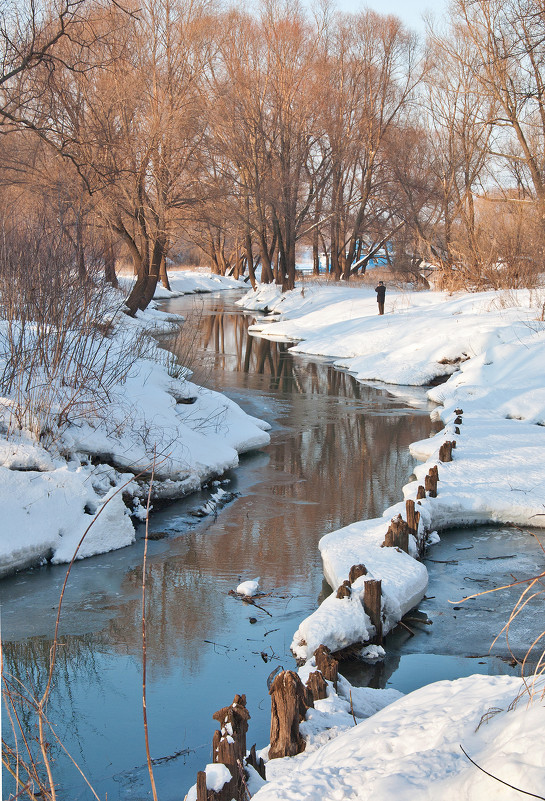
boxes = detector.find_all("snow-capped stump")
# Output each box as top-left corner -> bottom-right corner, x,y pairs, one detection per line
336,580 -> 351,599
212,693 -> 250,767
236,577 -> 260,597
193,694 -> 265,801
195,694 -> 250,801
196,764 -> 232,801
348,563 -> 367,583
269,671 -> 308,759
383,514 -> 409,552
314,644 -> 339,689
416,484 -> 426,500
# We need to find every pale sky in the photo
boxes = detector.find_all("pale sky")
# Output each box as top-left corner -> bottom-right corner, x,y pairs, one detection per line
335,0 -> 448,32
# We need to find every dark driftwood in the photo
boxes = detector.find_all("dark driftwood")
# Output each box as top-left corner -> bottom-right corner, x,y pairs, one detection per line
306,670 -> 328,702
314,644 -> 339,688
336,580 -> 352,598
364,579 -> 383,644
416,485 -> 426,500
349,563 -> 367,583
269,671 -> 308,759
383,514 -> 409,552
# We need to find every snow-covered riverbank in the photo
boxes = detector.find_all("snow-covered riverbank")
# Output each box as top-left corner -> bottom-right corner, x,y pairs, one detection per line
0,271 -> 268,577
233,280 -> 545,801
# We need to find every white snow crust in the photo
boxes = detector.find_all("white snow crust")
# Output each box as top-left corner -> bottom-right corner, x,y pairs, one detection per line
254,675 -> 543,800
153,268 -> 243,298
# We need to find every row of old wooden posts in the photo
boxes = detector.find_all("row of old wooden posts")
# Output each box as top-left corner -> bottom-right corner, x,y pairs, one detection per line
195,413 -> 463,800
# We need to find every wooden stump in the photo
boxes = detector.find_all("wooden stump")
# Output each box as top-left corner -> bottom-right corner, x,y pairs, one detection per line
416,485 -> 426,500
209,694 -> 251,800
405,499 -> 420,538
349,563 -> 367,583
196,764 -> 238,801
363,579 -> 382,644
438,441 -> 453,462
425,465 -> 439,497
454,426 -> 460,435
383,514 -> 409,552
336,580 -> 351,598
314,644 -> 339,689
246,744 -> 266,780
196,771 -> 208,801
269,671 -> 308,759
212,694 -> 250,768
454,415 -> 463,425
454,408 -> 463,415
306,670 -> 328,702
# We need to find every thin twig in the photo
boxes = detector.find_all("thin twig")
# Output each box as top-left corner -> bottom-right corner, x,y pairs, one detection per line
349,691 -> 357,726
397,620 -> 415,637
449,570 -> 545,604
460,745 -> 545,799
142,449 -> 159,801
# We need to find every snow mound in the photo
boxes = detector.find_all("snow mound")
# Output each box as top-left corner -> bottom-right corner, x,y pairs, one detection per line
237,577 -> 260,596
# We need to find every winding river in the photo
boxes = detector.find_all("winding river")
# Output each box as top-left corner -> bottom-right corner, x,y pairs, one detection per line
1,290 -> 541,800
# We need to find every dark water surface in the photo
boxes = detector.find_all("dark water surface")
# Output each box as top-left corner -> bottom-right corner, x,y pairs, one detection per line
1,290 -> 538,800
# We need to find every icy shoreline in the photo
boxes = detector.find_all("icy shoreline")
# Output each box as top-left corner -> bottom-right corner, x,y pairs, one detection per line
238,282 -> 545,658
0,271 -> 269,578
231,281 -> 545,801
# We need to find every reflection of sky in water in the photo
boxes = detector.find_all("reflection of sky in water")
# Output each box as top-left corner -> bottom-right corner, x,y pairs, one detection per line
2,292 -> 438,801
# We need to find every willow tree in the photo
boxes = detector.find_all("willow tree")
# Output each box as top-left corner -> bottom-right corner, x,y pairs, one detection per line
41,0 -> 215,314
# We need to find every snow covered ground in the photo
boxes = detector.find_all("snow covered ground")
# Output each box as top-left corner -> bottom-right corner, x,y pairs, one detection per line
231,280 -> 545,800
255,674 -> 544,800
153,268 -> 244,298
0,272 -> 269,577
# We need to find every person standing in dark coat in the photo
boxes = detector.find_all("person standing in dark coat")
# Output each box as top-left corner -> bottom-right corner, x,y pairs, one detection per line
375,281 -> 386,315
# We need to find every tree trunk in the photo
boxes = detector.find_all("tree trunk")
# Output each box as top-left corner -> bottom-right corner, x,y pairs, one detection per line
159,253 -> 171,290
76,215 -> 86,281
312,225 -> 320,275
104,240 -> 118,288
